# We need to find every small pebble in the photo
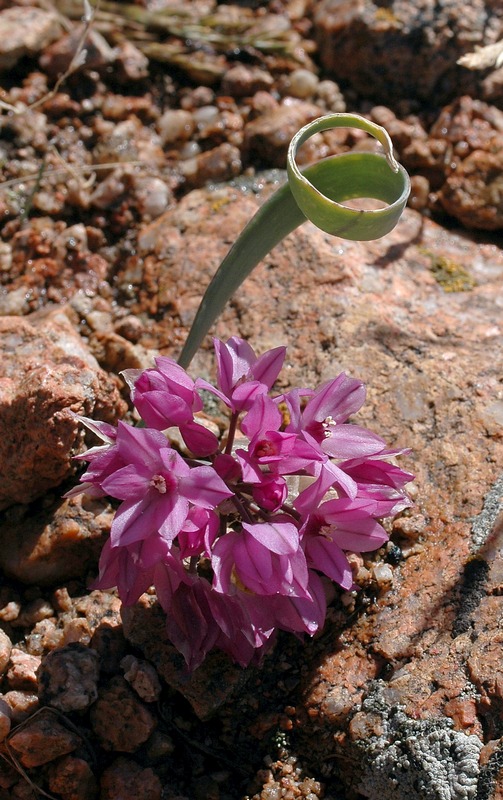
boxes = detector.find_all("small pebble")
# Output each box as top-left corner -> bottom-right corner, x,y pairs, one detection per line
6,649 -> 41,690
0,697 -> 12,742
288,68 -> 319,99
2,690 -> 39,724
0,628 -> 13,675
157,109 -> 195,145
121,655 -> 162,703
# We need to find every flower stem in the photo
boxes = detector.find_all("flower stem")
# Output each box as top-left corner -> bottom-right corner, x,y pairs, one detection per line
224,411 -> 239,455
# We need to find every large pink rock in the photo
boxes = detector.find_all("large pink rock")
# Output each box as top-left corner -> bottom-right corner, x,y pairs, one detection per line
132,181 -> 503,798
0,306 -> 126,510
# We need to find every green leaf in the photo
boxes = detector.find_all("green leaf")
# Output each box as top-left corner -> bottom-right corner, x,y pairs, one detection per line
178,112 -> 410,368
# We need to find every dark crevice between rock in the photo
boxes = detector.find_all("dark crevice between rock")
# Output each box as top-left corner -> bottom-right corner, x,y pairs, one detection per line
476,739 -> 503,800
451,557 -> 490,638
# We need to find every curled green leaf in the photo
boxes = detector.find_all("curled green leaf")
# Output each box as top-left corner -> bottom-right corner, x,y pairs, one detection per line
178,112 -> 410,368
287,112 -> 409,241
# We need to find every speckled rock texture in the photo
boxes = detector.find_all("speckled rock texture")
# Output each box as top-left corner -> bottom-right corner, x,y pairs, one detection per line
46,754 -> 98,800
99,757 -> 162,800
313,0 -> 503,106
0,494 -> 115,585
0,306 -> 126,511
8,708 -> 82,768
89,675 -> 157,752
370,98 -> 503,231
0,6 -> 61,71
37,642 -> 100,712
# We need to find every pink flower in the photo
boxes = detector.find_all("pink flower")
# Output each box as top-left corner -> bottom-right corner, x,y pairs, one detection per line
238,394 -> 319,474
251,475 -> 288,512
65,416 -> 123,499
123,357 -> 219,457
154,553 -> 275,670
177,507 -> 219,558
155,557 -> 221,671
100,422 -> 232,548
266,570 -> 327,635
70,336 -> 414,671
196,336 -> 286,413
212,519 -> 311,599
283,375 -> 386,459
92,535 -> 168,606
301,497 -> 390,590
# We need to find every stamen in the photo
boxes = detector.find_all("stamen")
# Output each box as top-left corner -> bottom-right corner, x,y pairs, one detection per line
256,439 -> 277,458
322,415 -> 335,438
150,474 -> 167,493
320,524 -> 335,541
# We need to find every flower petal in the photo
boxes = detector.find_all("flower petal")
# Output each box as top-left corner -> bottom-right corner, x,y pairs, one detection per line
303,373 -> 365,426
242,520 -> 299,555
251,346 -> 286,388
322,424 -> 386,459
180,465 -> 233,508
305,536 -> 353,590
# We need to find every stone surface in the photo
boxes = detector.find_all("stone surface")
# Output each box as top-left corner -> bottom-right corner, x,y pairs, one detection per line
0,6 -> 61,71
120,655 -> 162,703
8,709 -> 82,768
6,648 -> 41,691
313,0 -> 503,106
99,757 -> 162,800
346,695 -> 483,800
0,629 -> 12,677
0,495 -> 114,585
46,755 -> 98,800
1,690 -> 39,725
37,642 -> 100,712
0,306 -> 125,510
439,148 -> 503,230
39,27 -> 115,79
0,219 -> 111,315
374,97 -> 503,230
0,698 -> 11,743
242,99 -> 322,167
89,676 -> 157,752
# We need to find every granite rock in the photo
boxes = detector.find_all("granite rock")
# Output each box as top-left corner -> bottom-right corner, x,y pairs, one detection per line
0,495 -> 115,586
89,676 -> 157,752
242,100 -> 323,167
8,709 -> 82,768
374,97 -> 503,230
0,306 -> 125,510
99,757 -> 162,800
0,6 -> 61,71
0,629 -> 12,677
313,0 -> 503,106
37,642 -> 100,712
46,755 -> 98,800
131,179 -> 503,797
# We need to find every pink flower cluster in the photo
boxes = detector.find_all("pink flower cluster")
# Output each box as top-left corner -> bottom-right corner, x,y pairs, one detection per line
69,338 -> 412,670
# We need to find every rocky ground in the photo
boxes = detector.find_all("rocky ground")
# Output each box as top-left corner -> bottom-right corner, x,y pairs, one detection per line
0,0 -> 503,799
